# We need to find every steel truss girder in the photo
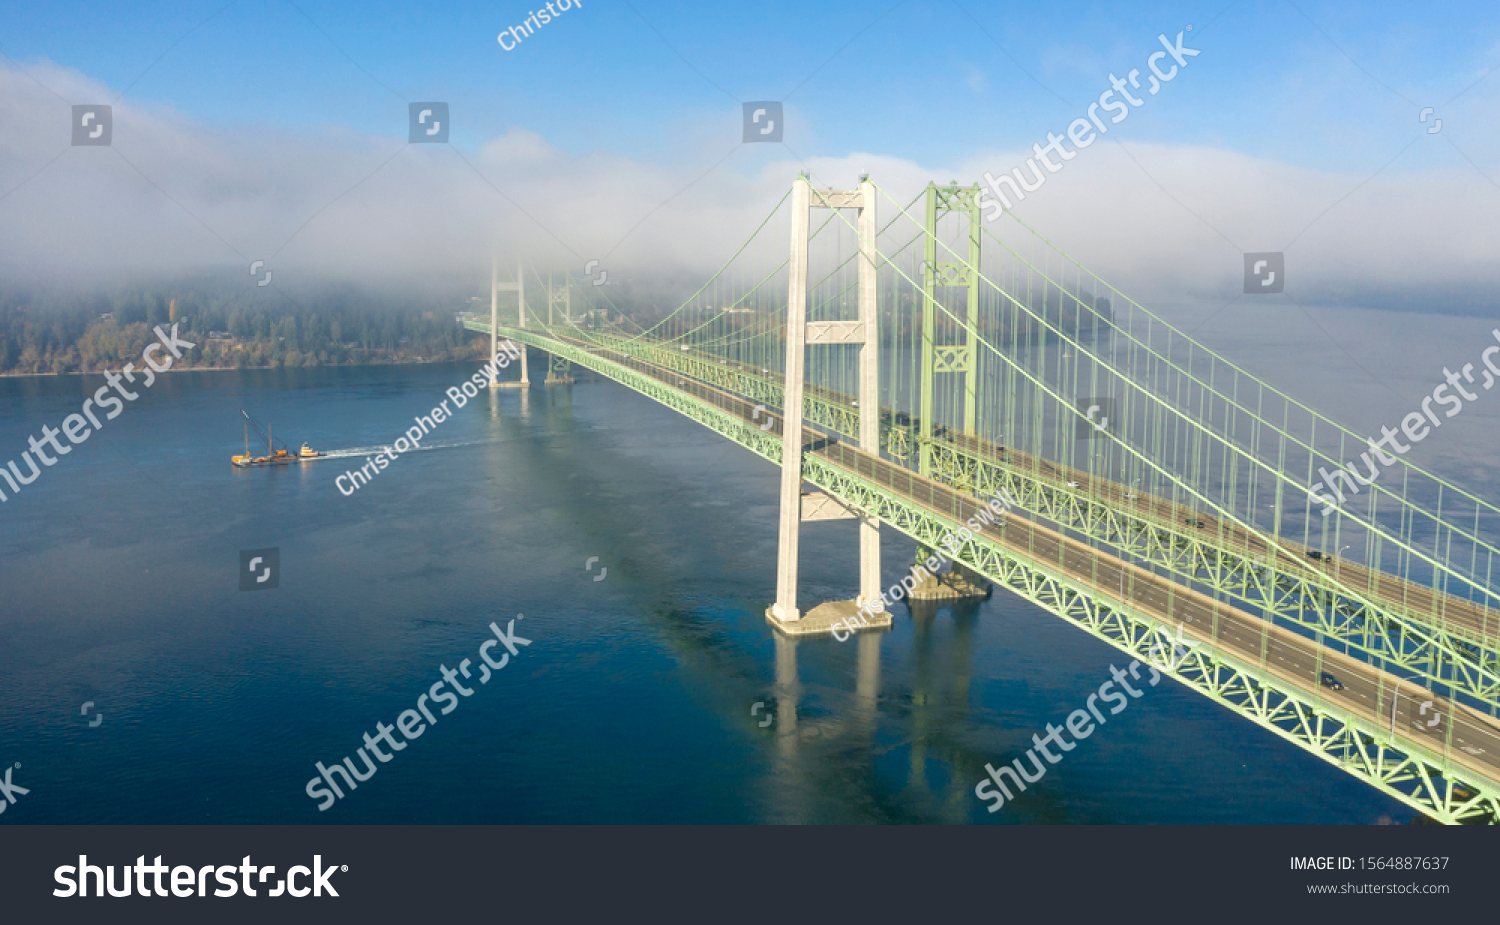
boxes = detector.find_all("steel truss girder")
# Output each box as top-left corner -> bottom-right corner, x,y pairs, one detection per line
921,440 -> 1500,713
492,327 -> 786,466
798,452 -> 1500,825
588,331 -> 841,426
462,322 -> 1500,711
596,334 -> 1500,710
468,322 -> 1498,823
561,332 -> 877,449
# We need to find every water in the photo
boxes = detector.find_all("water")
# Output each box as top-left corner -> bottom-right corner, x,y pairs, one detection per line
0,326 -> 1460,823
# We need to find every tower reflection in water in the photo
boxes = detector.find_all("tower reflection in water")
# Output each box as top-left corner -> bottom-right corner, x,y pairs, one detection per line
763,596 -> 988,823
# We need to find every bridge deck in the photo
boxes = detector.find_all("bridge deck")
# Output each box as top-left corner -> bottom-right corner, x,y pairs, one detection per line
939,429 -> 1500,651
531,323 -> 1500,653
818,437 -> 1500,785
585,336 -> 1500,795
464,321 -> 1500,814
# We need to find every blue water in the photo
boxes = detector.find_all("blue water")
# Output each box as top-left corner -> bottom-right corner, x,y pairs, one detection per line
0,345 -> 1427,823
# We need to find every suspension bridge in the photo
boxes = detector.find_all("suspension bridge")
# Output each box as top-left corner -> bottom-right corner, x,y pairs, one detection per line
461,175 -> 1500,824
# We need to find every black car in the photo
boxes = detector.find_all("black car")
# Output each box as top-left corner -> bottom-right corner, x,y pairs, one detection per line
1183,517 -> 1205,528
1320,671 -> 1343,691
1307,551 -> 1328,562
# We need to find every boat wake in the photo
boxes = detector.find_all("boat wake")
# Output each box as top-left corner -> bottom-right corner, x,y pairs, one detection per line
317,439 -> 495,460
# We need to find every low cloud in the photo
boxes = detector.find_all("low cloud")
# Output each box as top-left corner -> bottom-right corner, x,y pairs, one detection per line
3,58 -> 1499,311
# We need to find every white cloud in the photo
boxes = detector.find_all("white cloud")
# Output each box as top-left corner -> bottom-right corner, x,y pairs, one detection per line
3,58 -> 1499,308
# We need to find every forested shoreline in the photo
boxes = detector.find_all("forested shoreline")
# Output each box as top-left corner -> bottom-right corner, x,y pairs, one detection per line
0,281 -> 486,376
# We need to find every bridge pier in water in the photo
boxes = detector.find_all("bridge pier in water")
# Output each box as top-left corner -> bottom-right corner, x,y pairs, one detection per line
544,354 -> 575,387
460,169 -> 1500,819
766,175 -> 889,637
907,548 -> 992,602
459,169 -> 1500,819
489,256 -> 529,388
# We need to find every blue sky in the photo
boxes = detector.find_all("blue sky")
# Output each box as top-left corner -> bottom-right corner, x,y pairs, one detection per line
1,0 -> 1497,294
4,0 -> 1497,172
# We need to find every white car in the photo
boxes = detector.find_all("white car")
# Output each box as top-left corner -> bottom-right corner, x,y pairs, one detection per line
1066,480 -> 1080,488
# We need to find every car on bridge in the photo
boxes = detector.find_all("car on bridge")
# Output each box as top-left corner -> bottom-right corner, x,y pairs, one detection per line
1306,550 -> 1329,562
1320,671 -> 1344,691
1183,517 -> 1205,528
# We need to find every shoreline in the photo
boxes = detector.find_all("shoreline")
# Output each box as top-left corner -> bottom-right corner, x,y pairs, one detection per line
0,353 -> 496,380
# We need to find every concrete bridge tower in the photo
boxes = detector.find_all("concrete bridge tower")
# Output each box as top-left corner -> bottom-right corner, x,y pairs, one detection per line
765,173 -> 890,637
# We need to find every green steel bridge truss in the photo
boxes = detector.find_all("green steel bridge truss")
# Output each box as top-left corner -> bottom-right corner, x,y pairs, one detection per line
469,320 -> 1500,824
469,321 -> 1500,716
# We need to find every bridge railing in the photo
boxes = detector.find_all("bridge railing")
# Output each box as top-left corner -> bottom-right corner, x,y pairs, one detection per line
860,183 -> 1500,622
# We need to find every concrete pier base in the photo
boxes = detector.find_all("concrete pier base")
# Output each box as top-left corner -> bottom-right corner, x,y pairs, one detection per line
489,380 -> 528,389
765,599 -> 892,637
907,562 -> 991,602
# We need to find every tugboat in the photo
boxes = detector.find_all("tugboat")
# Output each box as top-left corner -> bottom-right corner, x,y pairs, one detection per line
231,410 -> 324,467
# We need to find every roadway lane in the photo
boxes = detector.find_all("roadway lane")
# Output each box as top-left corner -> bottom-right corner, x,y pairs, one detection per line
820,438 -> 1500,792
573,339 -> 1500,792
561,327 -> 1500,651
495,327 -> 1500,796
937,432 -> 1500,650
